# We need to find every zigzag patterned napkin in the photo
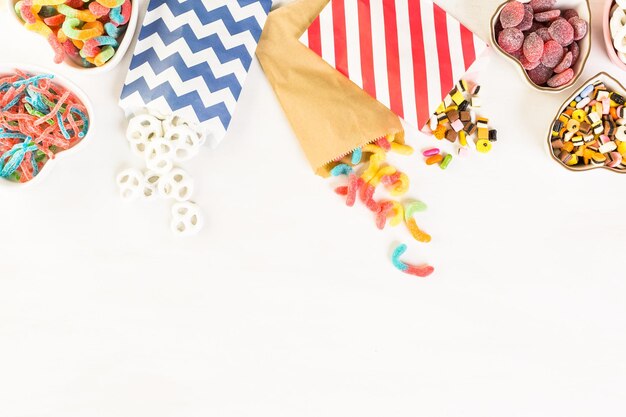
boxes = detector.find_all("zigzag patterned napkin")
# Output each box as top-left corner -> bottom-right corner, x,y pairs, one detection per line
119,0 -> 272,147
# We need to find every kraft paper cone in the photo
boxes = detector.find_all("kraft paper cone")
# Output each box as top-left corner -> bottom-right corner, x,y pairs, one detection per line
256,0 -> 403,176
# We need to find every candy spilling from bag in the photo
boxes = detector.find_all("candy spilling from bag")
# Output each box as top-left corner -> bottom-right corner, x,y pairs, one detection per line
422,80 -> 497,165
117,110 -> 204,236
300,0 -> 487,132
119,0 -> 271,148
116,0 -> 271,234
326,133 -> 435,277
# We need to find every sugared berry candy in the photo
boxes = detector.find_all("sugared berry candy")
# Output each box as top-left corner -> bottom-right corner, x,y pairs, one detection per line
553,51 -> 573,73
568,17 -> 588,41
523,32 -> 544,62
527,63 -> 554,85
541,39 -> 565,68
535,9 -> 562,22
521,55 -> 541,70
569,41 -> 580,64
530,0 -> 556,13
535,27 -> 552,41
498,27 -> 524,53
500,1 -> 525,28
549,18 -> 574,46
547,68 -> 574,87
516,4 -> 534,31
562,9 -> 578,20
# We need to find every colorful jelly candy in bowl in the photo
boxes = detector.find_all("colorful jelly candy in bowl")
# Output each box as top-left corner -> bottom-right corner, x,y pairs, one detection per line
604,0 -> 626,71
0,63 -> 94,188
547,72 -> 626,173
491,0 -> 591,92
6,0 -> 138,73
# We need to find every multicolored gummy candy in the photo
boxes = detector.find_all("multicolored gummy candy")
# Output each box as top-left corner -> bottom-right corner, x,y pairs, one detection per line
0,69 -> 89,182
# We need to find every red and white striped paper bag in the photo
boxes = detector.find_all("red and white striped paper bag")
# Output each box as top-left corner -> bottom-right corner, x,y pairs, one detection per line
300,0 -> 487,131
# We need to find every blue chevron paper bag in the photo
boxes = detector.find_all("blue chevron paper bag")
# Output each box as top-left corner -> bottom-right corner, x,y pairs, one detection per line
119,0 -> 272,147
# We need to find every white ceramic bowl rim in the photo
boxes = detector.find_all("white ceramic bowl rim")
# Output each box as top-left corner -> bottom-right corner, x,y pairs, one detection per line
0,63 -> 95,188
603,1 -> 626,71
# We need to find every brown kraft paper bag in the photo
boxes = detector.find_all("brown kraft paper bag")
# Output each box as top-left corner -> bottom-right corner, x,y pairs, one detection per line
256,0 -> 404,177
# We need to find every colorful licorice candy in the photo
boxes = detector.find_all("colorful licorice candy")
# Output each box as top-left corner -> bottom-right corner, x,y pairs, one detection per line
550,82 -> 626,170
426,80 -> 497,159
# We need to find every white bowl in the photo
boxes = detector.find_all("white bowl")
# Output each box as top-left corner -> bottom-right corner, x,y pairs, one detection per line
546,72 -> 626,174
0,63 -> 95,189
490,0 -> 592,93
5,0 -> 138,74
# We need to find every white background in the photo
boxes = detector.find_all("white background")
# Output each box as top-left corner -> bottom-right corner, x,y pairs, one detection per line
2,0 -> 626,415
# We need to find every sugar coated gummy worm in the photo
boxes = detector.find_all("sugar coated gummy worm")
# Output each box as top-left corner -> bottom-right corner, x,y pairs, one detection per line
392,244 -> 434,277
17,0 -> 132,67
0,69 -> 89,182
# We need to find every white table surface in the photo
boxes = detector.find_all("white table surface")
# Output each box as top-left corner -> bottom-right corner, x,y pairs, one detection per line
2,0 -> 626,415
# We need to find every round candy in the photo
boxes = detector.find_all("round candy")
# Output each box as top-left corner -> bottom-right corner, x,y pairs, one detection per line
541,39 -> 565,68
521,55 -> 541,70
528,21 -> 545,33
569,41 -> 580,64
535,27 -> 552,42
568,17 -> 588,41
571,109 -> 586,122
553,51 -> 573,73
498,27 -> 524,53
547,68 -> 574,87
500,1 -> 525,28
476,139 -> 492,153
548,18 -> 574,46
530,0 -> 556,13
562,9 -> 578,20
523,32 -> 544,62
509,47 -> 523,59
516,4 -> 534,31
527,63 -> 553,85
535,9 -> 561,22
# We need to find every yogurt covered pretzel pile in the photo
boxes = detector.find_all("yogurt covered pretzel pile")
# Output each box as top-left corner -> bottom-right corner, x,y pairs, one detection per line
117,111 -> 205,236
